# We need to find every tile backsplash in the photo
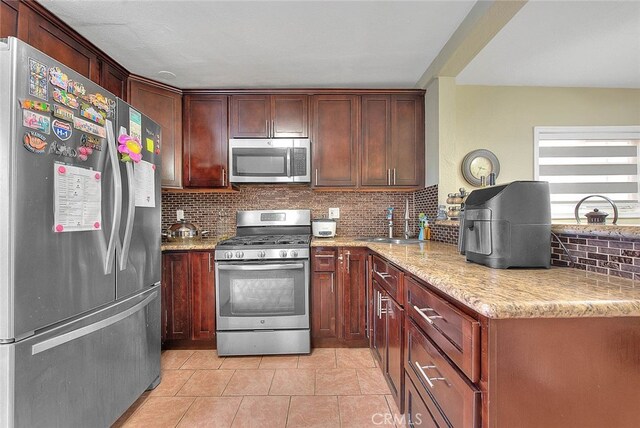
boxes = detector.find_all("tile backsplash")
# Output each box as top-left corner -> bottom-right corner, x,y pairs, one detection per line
162,185 -> 421,239
551,233 -> 640,280
162,184 -> 639,280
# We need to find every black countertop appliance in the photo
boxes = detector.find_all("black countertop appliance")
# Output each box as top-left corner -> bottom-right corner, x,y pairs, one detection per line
459,181 -> 551,269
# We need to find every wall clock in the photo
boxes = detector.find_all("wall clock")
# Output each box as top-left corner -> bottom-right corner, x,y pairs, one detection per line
461,149 -> 500,186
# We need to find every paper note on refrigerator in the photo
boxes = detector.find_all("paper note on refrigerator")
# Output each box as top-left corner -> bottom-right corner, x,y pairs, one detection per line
134,160 -> 156,208
129,109 -> 142,142
53,163 -> 102,232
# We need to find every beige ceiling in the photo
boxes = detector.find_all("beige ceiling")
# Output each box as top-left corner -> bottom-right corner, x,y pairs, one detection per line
40,0 -> 476,89
457,0 -> 640,88
40,1 -> 640,90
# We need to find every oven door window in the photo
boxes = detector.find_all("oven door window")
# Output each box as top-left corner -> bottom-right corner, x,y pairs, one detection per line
217,263 -> 306,317
232,148 -> 288,177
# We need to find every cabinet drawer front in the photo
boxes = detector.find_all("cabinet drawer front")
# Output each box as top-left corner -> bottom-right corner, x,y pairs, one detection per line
312,249 -> 336,272
406,275 -> 480,382
405,318 -> 480,428
372,255 -> 402,302
405,372 -> 448,428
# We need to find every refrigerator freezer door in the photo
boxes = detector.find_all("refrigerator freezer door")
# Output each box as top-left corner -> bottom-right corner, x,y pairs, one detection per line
116,101 -> 162,298
0,38 -> 120,341
0,285 -> 160,428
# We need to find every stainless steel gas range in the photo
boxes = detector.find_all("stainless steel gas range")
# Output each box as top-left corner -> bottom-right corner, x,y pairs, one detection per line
214,209 -> 311,356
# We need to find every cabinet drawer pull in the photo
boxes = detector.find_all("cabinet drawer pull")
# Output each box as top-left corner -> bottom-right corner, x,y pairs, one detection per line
314,254 -> 335,259
414,361 -> 446,388
375,269 -> 391,278
413,305 -> 444,324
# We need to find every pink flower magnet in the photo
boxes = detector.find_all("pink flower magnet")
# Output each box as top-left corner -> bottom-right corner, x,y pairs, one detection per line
117,134 -> 143,163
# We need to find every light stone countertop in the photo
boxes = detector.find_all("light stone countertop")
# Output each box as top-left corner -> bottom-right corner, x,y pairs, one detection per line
312,237 -> 640,319
161,235 -> 640,319
161,238 -> 220,251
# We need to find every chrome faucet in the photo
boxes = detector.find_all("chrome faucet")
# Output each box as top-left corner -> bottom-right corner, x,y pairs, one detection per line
574,195 -> 618,224
403,198 -> 411,239
386,207 -> 394,238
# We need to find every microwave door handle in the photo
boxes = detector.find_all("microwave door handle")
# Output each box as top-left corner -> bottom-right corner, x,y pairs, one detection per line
286,148 -> 292,177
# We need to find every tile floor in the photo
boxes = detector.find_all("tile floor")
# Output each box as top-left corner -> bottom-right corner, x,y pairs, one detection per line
112,348 -> 403,428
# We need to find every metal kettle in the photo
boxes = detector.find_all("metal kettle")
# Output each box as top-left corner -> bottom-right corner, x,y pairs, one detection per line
162,219 -> 209,241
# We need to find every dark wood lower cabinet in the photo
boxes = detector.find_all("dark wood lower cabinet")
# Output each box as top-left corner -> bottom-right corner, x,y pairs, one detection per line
340,248 -> 368,343
189,252 -> 215,340
162,251 -> 215,347
311,270 -> 338,339
371,278 -> 404,410
162,252 -> 190,341
311,247 -> 368,347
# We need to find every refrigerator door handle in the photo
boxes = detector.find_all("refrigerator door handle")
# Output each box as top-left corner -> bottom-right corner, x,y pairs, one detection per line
119,126 -> 136,270
31,291 -> 158,355
104,120 -> 122,275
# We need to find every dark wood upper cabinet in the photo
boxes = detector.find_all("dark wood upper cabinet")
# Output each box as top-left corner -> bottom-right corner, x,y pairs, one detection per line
1,1 -> 18,38
230,94 -> 308,138
361,96 -> 392,186
183,94 -> 229,188
361,94 -> 424,188
391,95 -> 424,187
18,4 -> 99,82
100,60 -> 128,101
272,95 -> 308,137
129,77 -> 183,188
311,95 -> 359,187
230,95 -> 270,138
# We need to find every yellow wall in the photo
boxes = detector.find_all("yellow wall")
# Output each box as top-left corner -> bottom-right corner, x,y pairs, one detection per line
436,85 -> 640,200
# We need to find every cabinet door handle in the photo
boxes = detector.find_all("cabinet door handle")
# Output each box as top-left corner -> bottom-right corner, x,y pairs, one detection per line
393,168 -> 396,185
345,251 -> 350,274
315,169 -> 318,186
266,120 -> 270,137
272,120 -> 275,137
412,305 -> 444,325
387,169 -> 391,186
222,168 -> 226,187
377,291 -> 382,319
208,253 -> 212,272
414,361 -> 446,388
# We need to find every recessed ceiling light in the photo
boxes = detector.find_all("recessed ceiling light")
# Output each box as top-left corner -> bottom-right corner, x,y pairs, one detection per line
157,71 -> 176,80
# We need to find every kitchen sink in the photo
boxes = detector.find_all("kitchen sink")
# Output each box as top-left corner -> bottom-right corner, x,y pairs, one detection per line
355,237 -> 423,245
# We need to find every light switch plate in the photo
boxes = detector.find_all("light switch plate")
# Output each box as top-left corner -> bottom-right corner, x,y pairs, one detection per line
329,208 -> 340,219
176,209 -> 185,221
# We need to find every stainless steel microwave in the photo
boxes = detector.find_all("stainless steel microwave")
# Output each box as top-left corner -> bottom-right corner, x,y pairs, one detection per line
229,139 -> 311,183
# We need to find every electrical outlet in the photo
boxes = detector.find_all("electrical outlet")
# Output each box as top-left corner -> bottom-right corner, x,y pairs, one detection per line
176,209 -> 184,221
329,208 -> 340,219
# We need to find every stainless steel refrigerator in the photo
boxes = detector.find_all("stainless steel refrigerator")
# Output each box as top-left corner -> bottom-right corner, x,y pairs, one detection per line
0,37 -> 162,427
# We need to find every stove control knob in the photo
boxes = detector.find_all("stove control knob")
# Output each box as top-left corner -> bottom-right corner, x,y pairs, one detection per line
290,250 -> 298,258
258,251 -> 266,258
224,251 -> 233,259
235,251 -> 244,258
279,250 -> 288,258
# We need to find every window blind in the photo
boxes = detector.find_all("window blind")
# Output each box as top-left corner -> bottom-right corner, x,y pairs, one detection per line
534,126 -> 640,219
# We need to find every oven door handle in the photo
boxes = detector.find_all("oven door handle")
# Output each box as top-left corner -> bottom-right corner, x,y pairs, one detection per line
217,263 -> 305,271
